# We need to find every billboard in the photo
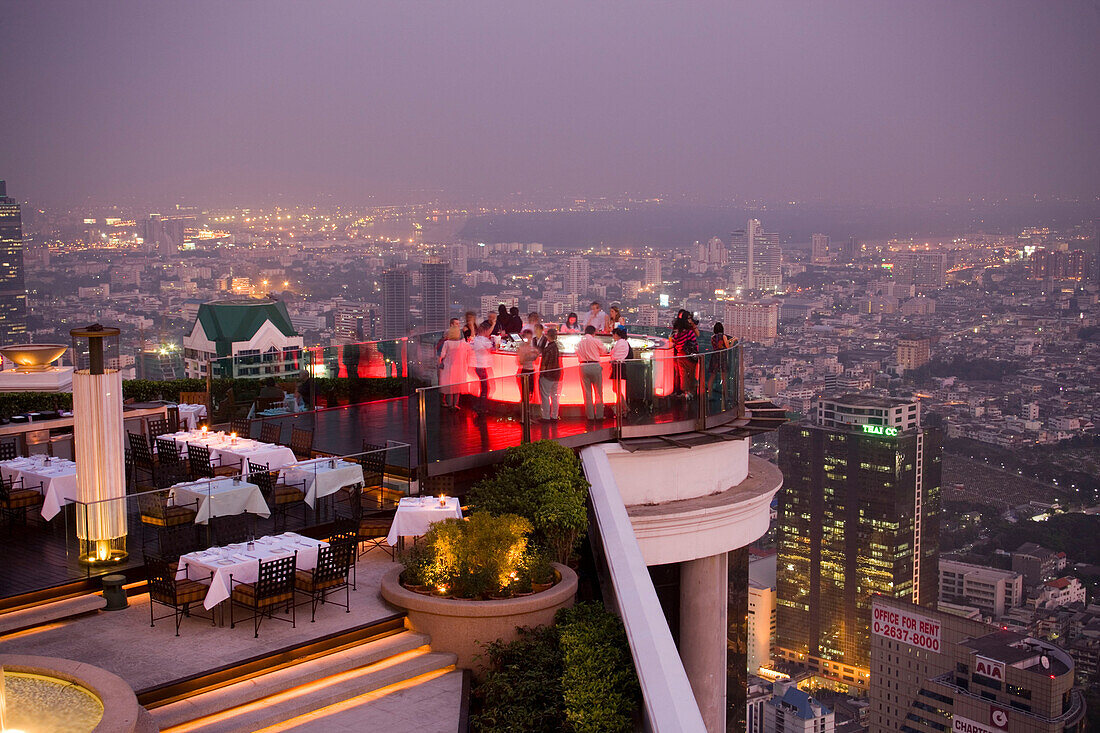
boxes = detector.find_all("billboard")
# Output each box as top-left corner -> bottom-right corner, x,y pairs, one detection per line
871,601 -> 941,652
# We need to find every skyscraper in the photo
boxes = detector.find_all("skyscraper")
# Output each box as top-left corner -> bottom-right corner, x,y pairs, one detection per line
730,219 -> 781,291
891,252 -> 946,292
0,181 -> 28,346
420,258 -> 451,331
723,301 -> 779,343
565,255 -> 589,296
447,243 -> 469,276
775,394 -> 941,691
381,269 -> 411,338
644,257 -> 662,288
810,233 -> 830,264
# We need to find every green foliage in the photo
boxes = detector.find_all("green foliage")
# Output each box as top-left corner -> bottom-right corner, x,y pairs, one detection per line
556,603 -> 640,733
992,513 -> 1100,565
471,626 -> 566,733
470,602 -> 640,733
525,546 -> 555,585
0,391 -> 73,419
406,513 -> 533,598
469,440 -> 590,564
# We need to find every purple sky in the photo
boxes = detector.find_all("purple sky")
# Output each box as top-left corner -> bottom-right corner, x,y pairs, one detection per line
1,1 -> 1098,207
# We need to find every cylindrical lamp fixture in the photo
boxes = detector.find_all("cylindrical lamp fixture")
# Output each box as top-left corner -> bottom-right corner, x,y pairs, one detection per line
71,324 -> 127,564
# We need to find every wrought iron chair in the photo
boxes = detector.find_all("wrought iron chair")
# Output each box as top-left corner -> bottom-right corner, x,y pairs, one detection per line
166,405 -> 181,433
155,437 -> 188,483
294,539 -> 355,622
259,421 -> 281,445
148,418 -> 170,441
187,443 -> 236,479
248,461 -> 307,532
0,473 -> 43,529
289,428 -> 314,460
0,440 -> 18,462
137,489 -> 197,552
355,442 -> 401,510
230,553 -> 297,637
179,391 -> 208,407
154,523 -> 201,571
147,556 -> 214,636
230,416 -> 251,439
128,432 -> 157,483
210,512 -> 253,546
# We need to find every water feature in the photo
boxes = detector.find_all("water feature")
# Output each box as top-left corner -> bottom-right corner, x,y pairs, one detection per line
0,665 -> 104,733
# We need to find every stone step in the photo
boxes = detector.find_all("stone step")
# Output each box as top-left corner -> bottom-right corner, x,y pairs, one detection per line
159,649 -> 457,733
0,592 -> 103,636
151,630 -> 431,730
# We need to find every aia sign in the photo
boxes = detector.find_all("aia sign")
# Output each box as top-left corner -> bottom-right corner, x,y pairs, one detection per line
975,655 -> 1004,682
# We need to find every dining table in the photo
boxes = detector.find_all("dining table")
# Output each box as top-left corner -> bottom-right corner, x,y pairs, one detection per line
163,429 -> 298,472
280,457 -> 366,509
175,532 -> 328,610
0,456 -> 78,520
176,403 -> 208,430
386,495 -> 463,546
167,476 -> 271,524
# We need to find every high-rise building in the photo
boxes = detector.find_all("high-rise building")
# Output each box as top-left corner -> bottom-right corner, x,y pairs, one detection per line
748,551 -> 777,674
776,394 -> 941,691
723,301 -> 779,343
136,345 -> 185,380
811,233 -> 830,265
897,335 -> 931,373
1029,248 -> 1091,281
870,595 -> 1085,733
0,180 -> 28,346
840,236 -> 860,263
892,252 -> 946,291
420,258 -> 451,331
381,269 -> 411,339
938,559 -> 1024,618
565,255 -> 589,296
447,243 -> 469,275
730,219 -> 782,291
644,257 -> 662,288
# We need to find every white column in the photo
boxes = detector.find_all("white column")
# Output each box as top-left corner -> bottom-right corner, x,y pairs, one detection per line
73,369 -> 127,559
680,552 -> 728,733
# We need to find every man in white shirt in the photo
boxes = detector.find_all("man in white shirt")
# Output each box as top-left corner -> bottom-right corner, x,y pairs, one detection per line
609,326 -> 632,415
583,301 -> 609,334
575,325 -> 606,421
469,323 -> 494,415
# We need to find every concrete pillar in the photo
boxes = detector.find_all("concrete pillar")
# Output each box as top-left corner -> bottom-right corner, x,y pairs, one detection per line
680,552 -> 728,732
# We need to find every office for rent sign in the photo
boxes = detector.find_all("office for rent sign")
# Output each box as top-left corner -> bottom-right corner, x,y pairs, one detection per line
871,602 -> 941,652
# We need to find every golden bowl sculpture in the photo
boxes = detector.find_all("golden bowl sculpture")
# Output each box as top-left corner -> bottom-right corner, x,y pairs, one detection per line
0,344 -> 69,372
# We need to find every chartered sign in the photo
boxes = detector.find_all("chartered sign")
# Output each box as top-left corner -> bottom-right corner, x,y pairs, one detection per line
952,715 -> 998,733
871,602 -> 941,652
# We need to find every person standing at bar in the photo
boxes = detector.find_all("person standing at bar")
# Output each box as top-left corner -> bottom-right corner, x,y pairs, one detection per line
539,327 -> 563,421
532,322 -> 548,352
576,325 -> 605,421
439,326 -> 470,410
515,328 -> 539,412
461,311 -> 478,341
470,321 -> 494,415
670,315 -> 698,397
608,304 -> 625,331
583,301 -> 609,334
609,325 -> 632,415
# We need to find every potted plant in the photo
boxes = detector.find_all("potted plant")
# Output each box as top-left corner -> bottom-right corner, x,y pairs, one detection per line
400,543 -> 432,594
527,547 -> 556,594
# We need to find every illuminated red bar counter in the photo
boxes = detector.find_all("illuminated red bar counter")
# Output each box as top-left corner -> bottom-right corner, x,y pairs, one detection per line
460,333 -> 674,405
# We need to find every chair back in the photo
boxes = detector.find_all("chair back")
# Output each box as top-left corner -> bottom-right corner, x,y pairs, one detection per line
157,523 -> 198,561
255,554 -> 296,603
230,417 -> 251,439
166,405 -> 181,433
290,428 -> 314,458
146,557 -> 178,605
211,513 -> 251,545
0,474 -> 15,503
247,461 -> 275,499
148,418 -> 170,440
259,422 -> 281,444
0,441 -> 17,462
358,442 -> 386,488
179,391 -> 208,407
156,438 -> 182,465
255,396 -> 280,413
329,534 -> 357,573
421,474 -> 454,496
128,432 -> 155,469
187,444 -> 215,479
138,490 -> 169,521
311,544 -> 346,586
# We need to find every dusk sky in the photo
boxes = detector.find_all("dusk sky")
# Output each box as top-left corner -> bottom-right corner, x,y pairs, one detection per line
2,1 -> 1098,207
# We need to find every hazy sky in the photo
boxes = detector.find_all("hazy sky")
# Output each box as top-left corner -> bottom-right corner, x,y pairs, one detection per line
1,1 -> 1098,207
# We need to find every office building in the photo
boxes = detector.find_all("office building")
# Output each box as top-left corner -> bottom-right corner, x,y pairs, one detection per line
447,243 -> 469,275
334,304 -> 374,343
723,301 -> 779,343
897,335 -> 931,373
0,180 -> 28,346
136,345 -> 185,381
142,213 -> 186,256
1011,543 -> 1066,586
183,298 -> 304,379
776,394 -> 941,691
730,219 -> 782,291
870,595 -> 1085,733
644,257 -> 662,288
764,682 -> 835,732
811,233 -> 830,264
892,252 -> 946,292
381,269 -> 411,339
938,559 -> 1024,618
420,258 -> 451,331
565,255 -> 589,296
1030,248 -> 1091,282
840,236 -> 860,263
748,551 -> 778,674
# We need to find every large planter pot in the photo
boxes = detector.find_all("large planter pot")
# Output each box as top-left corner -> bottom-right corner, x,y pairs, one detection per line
381,562 -> 578,673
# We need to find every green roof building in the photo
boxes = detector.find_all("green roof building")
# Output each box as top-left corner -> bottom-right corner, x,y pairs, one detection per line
183,298 -> 304,380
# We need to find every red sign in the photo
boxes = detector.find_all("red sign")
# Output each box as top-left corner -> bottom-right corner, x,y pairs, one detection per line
989,706 -> 1009,730
975,655 -> 1005,682
871,602 -> 941,652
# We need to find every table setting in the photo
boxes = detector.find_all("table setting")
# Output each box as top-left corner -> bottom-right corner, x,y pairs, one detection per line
167,476 -> 271,524
176,403 -> 207,430
175,531 -> 328,609
162,428 -> 298,471
279,457 -> 366,508
0,455 -> 78,520
386,495 -> 463,546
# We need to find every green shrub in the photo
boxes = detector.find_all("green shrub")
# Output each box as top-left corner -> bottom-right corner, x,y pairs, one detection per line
408,513 -> 532,598
469,440 -> 590,564
470,602 -> 640,733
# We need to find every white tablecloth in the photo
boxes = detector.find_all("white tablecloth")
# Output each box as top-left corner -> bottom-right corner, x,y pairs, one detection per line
177,404 -> 207,430
176,532 -> 327,609
386,496 -> 462,546
167,477 -> 271,524
280,458 -> 365,509
164,430 -> 298,472
0,457 -> 78,520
